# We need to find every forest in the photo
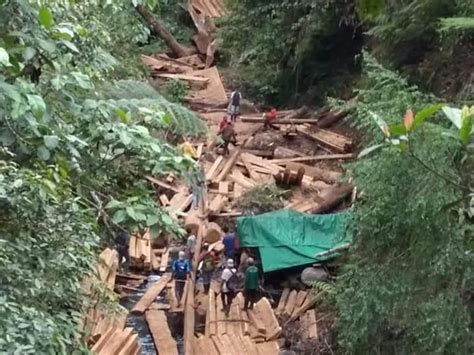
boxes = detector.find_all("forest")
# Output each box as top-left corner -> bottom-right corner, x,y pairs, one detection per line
0,0 -> 473,354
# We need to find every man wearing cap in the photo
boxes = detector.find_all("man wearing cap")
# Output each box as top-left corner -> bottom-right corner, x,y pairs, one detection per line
172,251 -> 191,306
220,259 -> 238,316
243,257 -> 260,310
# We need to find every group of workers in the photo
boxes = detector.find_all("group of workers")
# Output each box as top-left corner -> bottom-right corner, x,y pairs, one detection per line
170,225 -> 262,316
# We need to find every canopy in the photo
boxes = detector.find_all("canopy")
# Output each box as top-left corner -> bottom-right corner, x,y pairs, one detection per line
236,209 -> 351,272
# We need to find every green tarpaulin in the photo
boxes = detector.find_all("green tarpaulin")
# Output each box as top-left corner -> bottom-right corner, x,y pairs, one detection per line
236,209 -> 352,272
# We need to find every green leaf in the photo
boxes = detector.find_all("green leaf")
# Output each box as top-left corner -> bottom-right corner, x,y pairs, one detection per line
116,108 -> 130,124
37,146 -> 51,161
27,95 -> 46,119
119,131 -> 132,146
37,39 -> 56,53
126,206 -> 137,221
43,135 -> 59,149
71,72 -> 92,89
442,106 -> 462,129
105,199 -> 123,209
162,113 -> 172,125
112,209 -> 127,224
146,214 -> 160,226
358,143 -> 383,158
38,7 -> 53,28
459,114 -> 473,145
135,212 -> 147,221
62,40 -> 79,53
389,124 -> 406,136
0,47 -> 11,66
412,104 -> 444,130
0,82 -> 21,101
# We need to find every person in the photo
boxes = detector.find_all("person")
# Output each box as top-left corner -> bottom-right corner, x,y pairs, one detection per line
180,136 -> 197,159
222,226 -> 236,262
227,88 -> 242,122
116,230 -> 130,271
198,243 -> 217,294
279,339 -> 297,355
172,251 -> 191,306
243,257 -> 260,310
218,115 -> 229,133
221,259 -> 238,316
263,107 -> 278,130
186,233 -> 196,260
217,122 -> 237,156
190,170 -> 206,210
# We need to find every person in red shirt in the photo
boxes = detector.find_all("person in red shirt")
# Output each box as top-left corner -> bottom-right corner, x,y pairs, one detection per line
263,107 -> 278,130
218,115 -> 229,134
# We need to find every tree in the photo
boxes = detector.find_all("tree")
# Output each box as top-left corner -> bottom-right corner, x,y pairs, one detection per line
0,0 -> 206,352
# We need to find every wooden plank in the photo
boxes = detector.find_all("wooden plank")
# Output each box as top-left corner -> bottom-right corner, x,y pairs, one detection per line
228,169 -> 256,189
117,333 -> 139,355
151,249 -> 160,270
218,181 -> 230,194
283,290 -> 298,316
105,257 -> 118,291
208,195 -> 228,214
287,162 -> 341,184
210,336 -> 226,354
241,117 -> 321,124
275,288 -> 290,316
146,310 -> 178,355
216,291 -> 226,335
156,72 -> 209,84
240,154 -> 261,181
256,341 -> 279,355
214,149 -> 241,182
160,248 -> 170,272
159,194 -> 170,206
289,291 -> 322,322
297,127 -> 352,153
91,326 -> 119,353
295,290 -> 308,309
131,273 -> 171,315
255,298 -> 281,341
207,290 -> 217,336
306,309 -> 318,339
145,175 -> 180,193
200,337 -> 220,355
247,308 -> 265,334
240,153 -> 282,175
271,153 -> 354,165
98,327 -> 133,355
196,143 -> 204,158
206,156 -> 224,181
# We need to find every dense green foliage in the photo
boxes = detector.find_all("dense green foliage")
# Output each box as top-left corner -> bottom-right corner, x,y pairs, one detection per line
336,54 -> 474,354
220,0 -> 362,105
0,0 -> 205,352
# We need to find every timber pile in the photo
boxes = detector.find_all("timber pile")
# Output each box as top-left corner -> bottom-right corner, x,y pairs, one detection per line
203,290 -> 280,355
83,249 -> 141,354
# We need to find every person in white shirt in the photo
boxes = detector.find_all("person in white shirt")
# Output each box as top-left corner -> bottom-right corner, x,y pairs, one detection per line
227,88 -> 242,122
220,259 -> 238,316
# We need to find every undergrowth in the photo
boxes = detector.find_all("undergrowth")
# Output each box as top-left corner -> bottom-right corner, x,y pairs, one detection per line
234,183 -> 287,215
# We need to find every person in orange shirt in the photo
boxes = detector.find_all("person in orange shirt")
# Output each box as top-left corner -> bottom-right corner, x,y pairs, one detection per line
218,115 -> 229,134
263,107 -> 278,130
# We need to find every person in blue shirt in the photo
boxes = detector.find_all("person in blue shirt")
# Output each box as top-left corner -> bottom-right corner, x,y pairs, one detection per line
172,251 -> 191,306
222,226 -> 236,261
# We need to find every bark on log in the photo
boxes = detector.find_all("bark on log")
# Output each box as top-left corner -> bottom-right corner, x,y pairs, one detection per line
135,4 -> 196,58
204,222 -> 223,243
316,110 -> 348,129
310,184 -> 353,214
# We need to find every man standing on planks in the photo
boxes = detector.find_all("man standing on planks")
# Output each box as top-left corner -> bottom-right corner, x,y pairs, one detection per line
242,257 -> 260,310
172,251 -> 191,307
198,243 -> 217,294
116,229 -> 130,272
227,88 -> 242,122
220,259 -> 238,317
222,225 -> 237,262
217,122 -> 237,156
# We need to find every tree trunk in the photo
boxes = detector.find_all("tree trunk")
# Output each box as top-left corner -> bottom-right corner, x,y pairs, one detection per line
135,4 -> 196,58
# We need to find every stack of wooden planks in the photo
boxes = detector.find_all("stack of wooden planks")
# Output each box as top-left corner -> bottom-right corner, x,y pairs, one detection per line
203,291 -> 280,354
82,249 -> 141,354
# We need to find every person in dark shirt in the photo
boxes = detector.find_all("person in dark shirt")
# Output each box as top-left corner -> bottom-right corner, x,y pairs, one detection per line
217,122 -> 237,156
172,251 -> 191,306
227,89 -> 242,122
116,230 -> 130,271
222,226 -> 236,261
243,257 -> 260,310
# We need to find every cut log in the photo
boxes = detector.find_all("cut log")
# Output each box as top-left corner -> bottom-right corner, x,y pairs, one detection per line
286,162 -> 342,184
241,149 -> 274,158
98,327 -> 133,355
214,149 -> 241,182
283,290 -> 298,316
185,211 -> 201,236
275,288 -> 290,316
204,222 -> 224,243
205,156 -> 224,181
310,184 -> 353,214
297,127 -> 352,153
273,147 -> 304,159
271,153 -> 354,165
156,73 -> 209,90
145,175 -> 180,193
283,106 -> 311,119
317,110 -> 348,129
240,117 -> 320,124
146,310 -> 178,355
131,273 -> 171,315
135,4 -> 195,58
305,310 -> 318,339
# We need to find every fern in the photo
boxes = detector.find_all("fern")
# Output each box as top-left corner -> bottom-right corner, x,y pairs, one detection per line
440,17 -> 474,32
95,80 -> 207,136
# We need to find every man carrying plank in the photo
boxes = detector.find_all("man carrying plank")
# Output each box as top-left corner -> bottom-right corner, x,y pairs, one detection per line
217,122 -> 237,156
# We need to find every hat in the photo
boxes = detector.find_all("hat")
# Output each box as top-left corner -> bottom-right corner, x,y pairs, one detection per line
227,259 -> 234,268
178,251 -> 186,260
247,257 -> 255,265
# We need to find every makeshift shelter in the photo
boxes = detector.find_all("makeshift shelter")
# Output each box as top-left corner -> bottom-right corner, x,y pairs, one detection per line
236,209 -> 351,272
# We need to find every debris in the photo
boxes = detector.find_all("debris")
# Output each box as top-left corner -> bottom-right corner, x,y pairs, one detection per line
270,153 -> 354,165
156,73 -> 210,90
